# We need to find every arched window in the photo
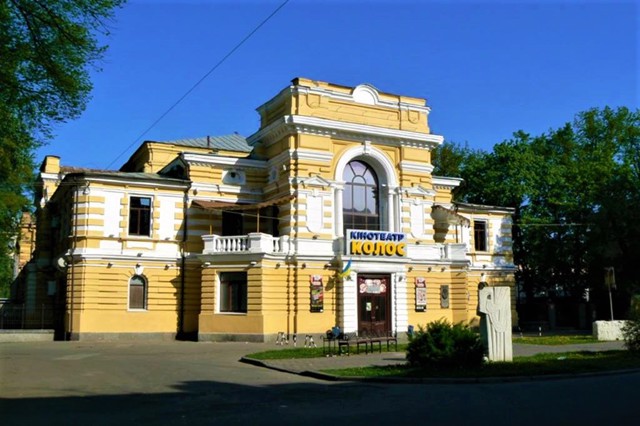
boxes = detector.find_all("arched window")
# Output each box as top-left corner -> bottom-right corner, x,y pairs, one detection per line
343,160 -> 380,231
129,275 -> 147,310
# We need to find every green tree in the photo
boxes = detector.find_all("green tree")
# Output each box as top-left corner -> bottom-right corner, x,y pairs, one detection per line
452,107 -> 640,317
431,140 -> 474,177
0,0 -> 125,296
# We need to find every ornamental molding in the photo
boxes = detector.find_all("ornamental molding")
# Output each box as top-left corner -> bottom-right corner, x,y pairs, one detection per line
296,174 -> 335,189
400,185 -> 437,199
182,153 -> 267,169
40,172 -> 62,182
399,161 -> 434,174
248,115 -> 443,149
292,84 -> 432,114
432,176 -> 463,190
190,182 -> 263,196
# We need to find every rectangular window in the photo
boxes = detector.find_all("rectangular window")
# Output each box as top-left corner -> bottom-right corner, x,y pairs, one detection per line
129,196 -> 151,236
219,272 -> 247,313
474,220 -> 488,252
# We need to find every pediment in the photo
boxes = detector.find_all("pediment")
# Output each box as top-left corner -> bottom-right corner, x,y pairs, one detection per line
299,175 -> 333,189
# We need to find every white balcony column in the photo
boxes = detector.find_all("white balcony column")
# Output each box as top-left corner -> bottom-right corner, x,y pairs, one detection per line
248,232 -> 273,253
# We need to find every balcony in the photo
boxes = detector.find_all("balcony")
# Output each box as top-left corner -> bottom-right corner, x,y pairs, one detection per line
202,233 -> 291,255
203,233 -> 468,262
409,242 -> 468,262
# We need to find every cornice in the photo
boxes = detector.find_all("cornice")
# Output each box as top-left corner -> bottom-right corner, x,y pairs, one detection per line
256,83 -> 432,118
292,85 -> 431,114
399,161 -> 434,174
248,115 -> 444,149
399,185 -> 437,198
432,176 -> 463,190
182,153 -> 267,169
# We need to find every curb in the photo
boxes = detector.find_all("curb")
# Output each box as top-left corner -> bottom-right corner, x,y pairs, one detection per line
241,356 -> 640,384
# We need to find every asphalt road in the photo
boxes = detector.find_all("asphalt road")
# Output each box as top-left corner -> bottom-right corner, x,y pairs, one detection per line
1,341 -> 638,426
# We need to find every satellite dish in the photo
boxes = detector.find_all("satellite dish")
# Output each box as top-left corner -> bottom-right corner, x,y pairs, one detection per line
56,256 -> 68,271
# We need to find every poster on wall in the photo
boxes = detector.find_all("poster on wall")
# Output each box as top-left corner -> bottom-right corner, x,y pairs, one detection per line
310,275 -> 324,313
359,277 -> 388,294
415,277 -> 427,312
440,285 -> 450,309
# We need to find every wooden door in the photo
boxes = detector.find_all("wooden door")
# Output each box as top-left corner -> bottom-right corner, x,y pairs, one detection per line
357,274 -> 391,337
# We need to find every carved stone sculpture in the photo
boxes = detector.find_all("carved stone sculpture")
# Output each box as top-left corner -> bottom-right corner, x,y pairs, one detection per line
478,286 -> 513,362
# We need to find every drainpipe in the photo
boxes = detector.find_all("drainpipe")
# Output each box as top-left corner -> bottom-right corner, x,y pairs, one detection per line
68,178 -> 79,340
178,182 -> 191,340
293,133 -> 300,337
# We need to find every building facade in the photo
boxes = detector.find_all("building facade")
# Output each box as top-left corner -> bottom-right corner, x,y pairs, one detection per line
24,78 -> 516,341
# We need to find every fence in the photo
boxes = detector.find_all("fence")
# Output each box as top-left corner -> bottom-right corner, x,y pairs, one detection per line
0,304 -> 61,330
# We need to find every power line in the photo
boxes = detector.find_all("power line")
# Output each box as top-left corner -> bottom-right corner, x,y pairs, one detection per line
104,0 -> 291,170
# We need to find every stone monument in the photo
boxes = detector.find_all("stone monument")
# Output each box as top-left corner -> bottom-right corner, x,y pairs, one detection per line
478,286 -> 513,362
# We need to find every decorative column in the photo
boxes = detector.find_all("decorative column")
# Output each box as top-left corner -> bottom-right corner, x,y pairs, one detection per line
392,272 -> 408,336
341,271 -> 358,333
334,185 -> 344,237
387,188 -> 396,232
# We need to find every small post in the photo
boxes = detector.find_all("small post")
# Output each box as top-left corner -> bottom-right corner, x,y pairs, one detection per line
605,267 -> 615,321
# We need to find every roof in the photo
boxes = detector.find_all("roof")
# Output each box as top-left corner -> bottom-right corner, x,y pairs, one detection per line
455,202 -> 516,213
153,134 -> 253,153
431,205 -> 471,226
192,195 -> 294,211
61,169 -> 189,184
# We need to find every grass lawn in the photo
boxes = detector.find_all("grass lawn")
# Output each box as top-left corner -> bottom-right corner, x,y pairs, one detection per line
246,344 -> 409,360
246,335 -> 608,360
321,351 -> 640,379
513,335 -> 602,345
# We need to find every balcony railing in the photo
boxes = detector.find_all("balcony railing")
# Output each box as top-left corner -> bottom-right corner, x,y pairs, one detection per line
205,235 -> 248,253
202,233 -> 291,255
439,243 -> 467,261
202,233 -> 468,262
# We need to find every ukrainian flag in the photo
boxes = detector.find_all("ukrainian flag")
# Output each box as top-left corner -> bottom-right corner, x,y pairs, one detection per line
339,259 -> 352,278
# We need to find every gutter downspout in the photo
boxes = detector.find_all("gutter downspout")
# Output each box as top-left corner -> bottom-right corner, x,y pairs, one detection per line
178,179 -> 191,340
293,134 -> 300,337
69,178 -> 79,340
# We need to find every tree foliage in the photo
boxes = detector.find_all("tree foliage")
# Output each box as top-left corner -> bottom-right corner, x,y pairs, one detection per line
406,319 -> 484,369
432,107 -> 640,317
0,0 -> 124,296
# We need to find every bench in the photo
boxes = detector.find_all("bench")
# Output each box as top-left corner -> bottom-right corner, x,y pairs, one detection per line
322,331 -> 398,356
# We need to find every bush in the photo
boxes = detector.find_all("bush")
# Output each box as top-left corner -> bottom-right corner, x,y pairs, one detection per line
622,317 -> 640,353
406,319 -> 484,369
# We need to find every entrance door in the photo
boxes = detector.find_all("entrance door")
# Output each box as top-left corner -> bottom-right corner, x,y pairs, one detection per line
357,274 -> 391,337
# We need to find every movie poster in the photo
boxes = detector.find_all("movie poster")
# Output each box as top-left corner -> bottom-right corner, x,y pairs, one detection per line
310,275 -> 324,313
415,277 -> 426,312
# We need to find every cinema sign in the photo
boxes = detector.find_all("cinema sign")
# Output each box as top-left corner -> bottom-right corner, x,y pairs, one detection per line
346,230 -> 407,258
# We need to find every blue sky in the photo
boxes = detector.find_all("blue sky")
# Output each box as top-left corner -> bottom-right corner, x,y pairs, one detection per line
39,0 -> 638,170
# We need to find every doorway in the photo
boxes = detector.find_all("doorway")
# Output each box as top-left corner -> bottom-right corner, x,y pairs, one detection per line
357,274 -> 391,337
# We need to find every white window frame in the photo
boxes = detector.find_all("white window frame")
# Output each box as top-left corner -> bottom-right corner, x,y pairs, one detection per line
128,274 -> 148,311
128,195 -> 153,237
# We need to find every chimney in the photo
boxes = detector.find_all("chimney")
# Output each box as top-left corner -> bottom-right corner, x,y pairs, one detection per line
40,156 -> 61,174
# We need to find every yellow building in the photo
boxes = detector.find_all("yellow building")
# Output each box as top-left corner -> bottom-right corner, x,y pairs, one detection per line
26,78 -> 516,341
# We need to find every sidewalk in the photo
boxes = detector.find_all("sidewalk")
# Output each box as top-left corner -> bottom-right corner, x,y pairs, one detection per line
250,340 -> 627,376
